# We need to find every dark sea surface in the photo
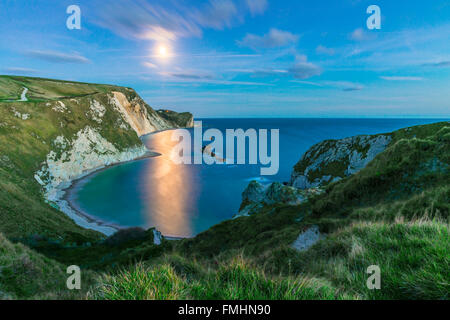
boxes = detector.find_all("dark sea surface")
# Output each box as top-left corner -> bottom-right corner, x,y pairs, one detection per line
71,118 -> 445,237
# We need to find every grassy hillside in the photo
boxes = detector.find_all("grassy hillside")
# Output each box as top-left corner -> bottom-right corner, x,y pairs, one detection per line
0,233 -> 96,299
0,75 -> 119,101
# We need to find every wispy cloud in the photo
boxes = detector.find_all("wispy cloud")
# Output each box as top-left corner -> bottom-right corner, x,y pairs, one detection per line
341,24 -> 450,67
292,80 -> 364,91
246,0 -> 268,16
90,0 -> 263,42
161,72 -> 215,80
25,50 -> 90,64
323,81 -> 364,91
238,29 -> 299,50
230,55 -> 321,80
316,45 -> 335,56
2,67 -> 39,74
193,0 -> 240,30
349,28 -> 374,41
143,62 -> 158,69
380,76 -> 424,81
421,60 -> 450,67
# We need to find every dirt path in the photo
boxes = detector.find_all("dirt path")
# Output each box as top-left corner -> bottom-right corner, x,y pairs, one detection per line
19,87 -> 28,101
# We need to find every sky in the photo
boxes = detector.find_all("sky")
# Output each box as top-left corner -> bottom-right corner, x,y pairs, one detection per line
1,0 -> 449,118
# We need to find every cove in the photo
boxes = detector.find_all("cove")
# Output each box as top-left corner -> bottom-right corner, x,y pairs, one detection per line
68,118 -> 441,238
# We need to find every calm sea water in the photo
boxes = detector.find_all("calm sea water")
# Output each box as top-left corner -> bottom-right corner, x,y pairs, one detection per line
71,118 -> 444,237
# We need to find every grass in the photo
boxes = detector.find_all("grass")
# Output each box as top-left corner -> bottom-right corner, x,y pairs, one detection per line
30,228 -> 168,271
90,217 -> 448,300
0,75 -> 120,101
90,255 -> 351,300
0,233 -> 96,299
282,219 -> 449,300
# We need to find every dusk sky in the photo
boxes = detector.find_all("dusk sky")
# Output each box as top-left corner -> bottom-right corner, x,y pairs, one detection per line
1,0 -> 449,118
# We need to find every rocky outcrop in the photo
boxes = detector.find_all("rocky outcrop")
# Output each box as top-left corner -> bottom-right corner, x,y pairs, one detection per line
291,225 -> 324,251
236,181 -> 313,217
34,126 -> 147,200
157,109 -> 195,128
291,134 -> 391,189
110,92 -> 164,136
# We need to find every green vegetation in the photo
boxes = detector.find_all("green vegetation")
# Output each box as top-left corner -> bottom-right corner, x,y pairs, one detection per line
0,233 -> 96,299
287,220 -> 449,300
157,109 -> 194,128
0,75 -> 120,101
90,256 -> 349,300
91,219 -> 449,300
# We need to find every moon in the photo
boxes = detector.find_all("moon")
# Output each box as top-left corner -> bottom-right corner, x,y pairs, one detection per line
158,45 -> 168,57
155,44 -> 171,60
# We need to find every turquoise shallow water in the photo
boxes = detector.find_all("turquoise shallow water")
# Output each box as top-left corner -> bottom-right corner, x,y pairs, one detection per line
71,118 -> 445,237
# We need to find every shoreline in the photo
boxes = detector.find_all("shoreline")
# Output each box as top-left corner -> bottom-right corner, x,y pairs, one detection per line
61,149 -> 162,236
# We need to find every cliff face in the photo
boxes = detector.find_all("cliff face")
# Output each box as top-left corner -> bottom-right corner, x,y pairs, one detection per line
290,134 -> 391,189
110,91 -> 192,136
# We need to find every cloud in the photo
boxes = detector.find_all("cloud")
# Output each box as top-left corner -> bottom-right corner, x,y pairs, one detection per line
90,0 -> 259,42
232,68 -> 288,77
322,81 -> 364,91
421,61 -> 450,67
349,28 -> 371,41
25,50 -> 90,64
164,72 -> 215,80
288,56 -> 322,79
143,62 -> 158,69
290,80 -> 324,87
159,72 -> 271,86
231,54 -> 321,80
194,0 -> 239,30
91,1 -> 201,41
2,67 -> 39,74
291,80 -> 365,91
238,29 -> 299,50
316,45 -> 335,56
380,76 -> 424,81
246,0 -> 268,16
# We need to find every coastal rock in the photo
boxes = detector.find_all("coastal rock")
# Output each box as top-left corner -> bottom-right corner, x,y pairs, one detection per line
110,91 -> 160,136
291,225 -> 324,251
109,92 -> 194,136
152,228 -> 163,245
291,134 -> 391,189
236,181 -> 308,217
87,99 -> 106,123
52,101 -> 68,113
34,126 -> 147,197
